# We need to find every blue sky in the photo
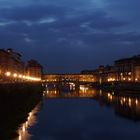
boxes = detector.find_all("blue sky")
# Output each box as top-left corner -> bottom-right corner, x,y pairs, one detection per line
0,0 -> 140,73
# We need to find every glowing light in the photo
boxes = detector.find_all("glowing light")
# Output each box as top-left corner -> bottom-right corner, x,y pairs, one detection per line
19,135 -> 21,140
135,78 -> 138,81
22,75 -> 25,79
121,100 -> 123,105
123,98 -> 126,102
13,73 -> 17,77
108,93 -> 111,98
29,112 -> 32,117
129,98 -> 132,107
47,90 -> 49,94
128,78 -> 131,81
5,72 -> 11,76
18,74 -> 22,78
17,105 -> 39,140
80,86 -> 88,91
108,78 -> 115,82
22,125 -> 25,132
99,90 -> 102,95
136,99 -> 138,105
128,72 -> 131,75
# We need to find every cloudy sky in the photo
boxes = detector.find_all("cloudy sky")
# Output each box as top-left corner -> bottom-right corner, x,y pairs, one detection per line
0,0 -> 140,73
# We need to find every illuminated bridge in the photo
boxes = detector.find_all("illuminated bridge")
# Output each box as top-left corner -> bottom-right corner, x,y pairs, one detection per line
43,74 -> 95,84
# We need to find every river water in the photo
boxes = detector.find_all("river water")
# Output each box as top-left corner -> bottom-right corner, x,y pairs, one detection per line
17,83 -> 140,140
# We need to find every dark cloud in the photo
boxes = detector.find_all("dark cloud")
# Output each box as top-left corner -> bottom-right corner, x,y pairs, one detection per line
0,5 -> 68,21
0,0 -> 139,73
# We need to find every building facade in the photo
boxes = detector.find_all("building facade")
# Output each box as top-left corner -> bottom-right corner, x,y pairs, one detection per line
114,55 -> 140,82
0,49 -> 42,82
26,59 -> 42,79
81,55 -> 140,83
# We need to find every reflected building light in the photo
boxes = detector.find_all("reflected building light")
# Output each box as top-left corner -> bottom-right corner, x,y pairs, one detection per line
110,95 -> 113,101
99,90 -> 102,95
107,93 -> 113,101
136,99 -> 138,105
80,85 -> 89,91
43,92 -> 45,97
29,112 -> 32,117
121,100 -> 123,105
19,135 -> 22,140
47,90 -> 49,94
25,122 -> 28,128
22,125 -> 25,132
70,85 -> 73,90
123,97 -> 126,102
17,104 -> 39,140
108,93 -> 111,98
112,91 -> 115,95
129,98 -> 132,107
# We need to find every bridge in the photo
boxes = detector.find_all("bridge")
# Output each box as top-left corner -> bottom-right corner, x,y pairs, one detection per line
43,74 -> 95,84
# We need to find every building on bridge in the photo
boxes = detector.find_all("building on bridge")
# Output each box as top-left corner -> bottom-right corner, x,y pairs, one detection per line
43,74 -> 96,83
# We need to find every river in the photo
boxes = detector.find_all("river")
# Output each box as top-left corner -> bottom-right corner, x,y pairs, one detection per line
16,83 -> 140,140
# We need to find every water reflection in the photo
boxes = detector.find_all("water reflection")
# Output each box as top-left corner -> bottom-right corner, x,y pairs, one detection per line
44,83 -> 96,98
96,90 -> 140,121
15,103 -> 41,140
44,83 -> 140,121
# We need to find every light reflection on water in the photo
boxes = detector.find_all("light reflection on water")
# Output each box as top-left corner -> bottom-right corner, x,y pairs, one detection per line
15,104 -> 40,140
15,83 -> 140,140
44,83 -> 140,120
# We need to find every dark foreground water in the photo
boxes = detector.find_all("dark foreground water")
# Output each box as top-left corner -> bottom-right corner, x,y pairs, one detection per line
17,84 -> 140,140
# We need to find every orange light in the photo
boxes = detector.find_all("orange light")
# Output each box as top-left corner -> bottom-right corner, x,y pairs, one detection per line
135,78 -> 138,81
18,74 -> 22,78
13,73 -> 17,77
5,72 -> 11,76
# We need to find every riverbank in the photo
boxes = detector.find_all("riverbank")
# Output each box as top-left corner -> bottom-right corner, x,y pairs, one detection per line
0,82 -> 43,140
